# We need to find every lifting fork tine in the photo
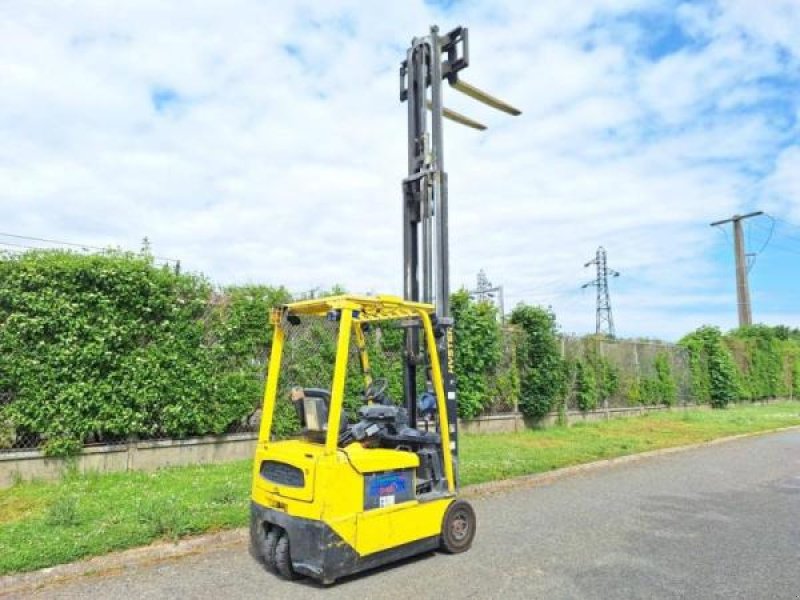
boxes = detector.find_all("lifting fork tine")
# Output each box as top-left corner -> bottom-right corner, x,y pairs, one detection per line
450,79 -> 522,116
425,100 -> 487,131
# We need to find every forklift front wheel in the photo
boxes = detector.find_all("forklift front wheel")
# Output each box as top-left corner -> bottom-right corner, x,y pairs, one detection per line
440,499 -> 476,554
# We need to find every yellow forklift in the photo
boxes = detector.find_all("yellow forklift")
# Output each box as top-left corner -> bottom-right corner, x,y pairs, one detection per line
250,294 -> 471,583
249,26 -> 519,584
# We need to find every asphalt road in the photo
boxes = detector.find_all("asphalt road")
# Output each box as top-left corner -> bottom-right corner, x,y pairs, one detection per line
23,431 -> 800,600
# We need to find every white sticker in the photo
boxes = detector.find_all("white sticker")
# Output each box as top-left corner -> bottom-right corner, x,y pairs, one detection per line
447,392 -> 456,400
379,495 -> 395,508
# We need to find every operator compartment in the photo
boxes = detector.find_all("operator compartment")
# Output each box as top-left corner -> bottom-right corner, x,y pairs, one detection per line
279,385 -> 448,502
341,403 -> 447,498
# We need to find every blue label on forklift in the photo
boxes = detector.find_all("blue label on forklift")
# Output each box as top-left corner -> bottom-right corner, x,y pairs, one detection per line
364,470 -> 414,510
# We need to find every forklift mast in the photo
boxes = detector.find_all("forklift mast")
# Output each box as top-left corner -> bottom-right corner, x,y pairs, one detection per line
399,26 -> 520,457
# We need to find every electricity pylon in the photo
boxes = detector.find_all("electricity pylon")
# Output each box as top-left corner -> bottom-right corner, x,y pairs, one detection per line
582,246 -> 619,338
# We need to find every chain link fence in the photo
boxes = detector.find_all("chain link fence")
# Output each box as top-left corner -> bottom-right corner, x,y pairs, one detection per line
0,405 -> 264,455
0,392 -> 19,451
560,336 -> 692,410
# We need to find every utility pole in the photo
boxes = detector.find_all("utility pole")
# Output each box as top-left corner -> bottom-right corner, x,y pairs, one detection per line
710,211 -> 763,327
582,246 -> 619,338
469,269 -> 505,324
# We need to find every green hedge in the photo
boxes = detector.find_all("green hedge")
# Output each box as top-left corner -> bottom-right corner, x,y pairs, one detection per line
0,251 -> 290,455
0,251 -> 514,449
680,325 -> 800,408
727,325 -> 790,400
2,251 -> 798,454
679,326 -> 740,408
451,289 -> 503,418
509,304 -> 567,418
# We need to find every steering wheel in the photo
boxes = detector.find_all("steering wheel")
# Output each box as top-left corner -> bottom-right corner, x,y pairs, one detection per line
364,377 -> 388,403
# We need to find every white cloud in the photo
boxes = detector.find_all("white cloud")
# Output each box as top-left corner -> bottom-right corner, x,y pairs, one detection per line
762,146 -> 800,221
0,0 -> 798,339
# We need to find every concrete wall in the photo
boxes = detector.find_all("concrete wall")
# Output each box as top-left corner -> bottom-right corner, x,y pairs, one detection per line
458,404 -> 703,433
538,404 -> 671,427
0,432 -> 257,489
458,413 -> 526,434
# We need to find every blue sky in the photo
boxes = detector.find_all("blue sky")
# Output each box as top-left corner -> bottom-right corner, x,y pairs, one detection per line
0,0 -> 798,340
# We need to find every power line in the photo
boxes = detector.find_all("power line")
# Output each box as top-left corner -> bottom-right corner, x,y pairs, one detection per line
744,214 -> 776,273
749,217 -> 800,255
503,295 -> 590,314
714,223 -> 734,247
0,231 -> 180,264
771,215 -> 800,233
511,287 -> 577,299
758,240 -> 800,256
0,240 -> 41,251
751,215 -> 776,255
509,271 -> 598,298
753,216 -> 800,245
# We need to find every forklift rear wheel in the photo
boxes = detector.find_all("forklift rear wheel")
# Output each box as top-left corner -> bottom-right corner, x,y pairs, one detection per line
262,527 -> 280,573
248,517 -> 265,562
275,531 -> 301,580
440,499 -> 476,554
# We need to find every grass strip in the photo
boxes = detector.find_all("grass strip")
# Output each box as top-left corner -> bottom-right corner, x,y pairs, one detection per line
1,401 -> 799,575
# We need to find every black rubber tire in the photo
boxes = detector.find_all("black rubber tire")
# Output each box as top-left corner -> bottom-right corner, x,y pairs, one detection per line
248,515 -> 265,561
262,528 -> 280,573
440,499 -> 476,554
275,531 -> 301,580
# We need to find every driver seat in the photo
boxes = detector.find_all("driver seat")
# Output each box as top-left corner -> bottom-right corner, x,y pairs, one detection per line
292,388 -> 349,433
